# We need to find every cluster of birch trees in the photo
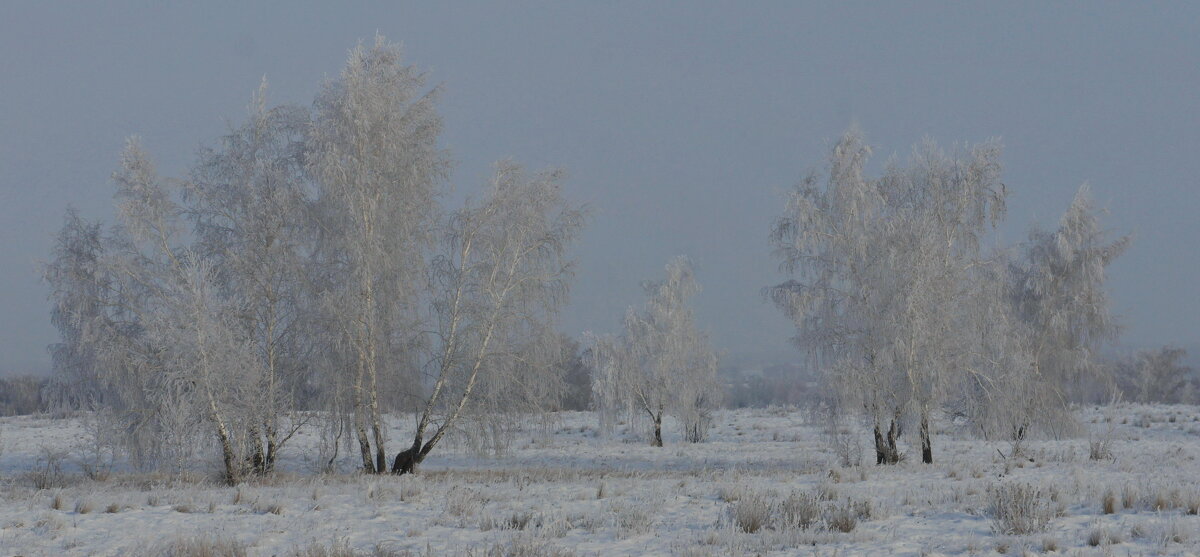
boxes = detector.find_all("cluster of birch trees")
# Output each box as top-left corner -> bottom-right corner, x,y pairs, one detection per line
41,39 -> 1141,477
43,37 -> 584,482
588,257 -> 721,446
769,128 -> 1128,464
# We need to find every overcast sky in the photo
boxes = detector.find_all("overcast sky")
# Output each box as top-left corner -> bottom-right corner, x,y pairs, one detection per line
3,2 -> 1198,375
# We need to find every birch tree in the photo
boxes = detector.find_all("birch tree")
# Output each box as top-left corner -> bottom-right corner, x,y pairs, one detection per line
1131,346 -> 1193,404
308,36 -> 448,473
391,162 -> 584,474
65,140 -> 267,482
184,82 -> 315,475
44,208 -> 108,411
769,128 -> 1004,464
589,256 -> 720,447
878,139 -> 1005,463
1004,185 -> 1128,439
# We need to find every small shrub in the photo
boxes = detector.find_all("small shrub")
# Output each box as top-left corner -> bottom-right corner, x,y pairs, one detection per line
75,498 -> 95,514
1121,484 -> 1139,510
1159,518 -> 1189,545
51,492 -> 66,511
1086,525 -> 1121,547
825,504 -> 857,533
1089,437 -> 1113,461
776,490 -> 821,530
1101,490 -> 1118,514
816,481 -> 839,502
288,539 -> 356,557
444,488 -> 484,518
717,484 -> 744,502
989,482 -> 1057,535
610,503 -> 651,536
1186,492 -> 1200,515
483,535 -> 576,557
730,493 -> 770,533
155,536 -> 248,557
256,502 -> 285,515
506,510 -> 534,530
28,448 -> 69,489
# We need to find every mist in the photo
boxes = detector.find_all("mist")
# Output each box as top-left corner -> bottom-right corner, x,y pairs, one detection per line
4,2 -> 1199,377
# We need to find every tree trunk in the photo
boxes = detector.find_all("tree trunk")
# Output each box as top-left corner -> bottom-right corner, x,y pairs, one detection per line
264,423 -> 278,475
919,411 -> 933,464
652,415 -> 663,447
372,422 -> 387,475
247,425 -> 266,475
218,431 -> 240,485
873,419 -> 900,465
391,438 -> 423,475
354,414 -> 375,473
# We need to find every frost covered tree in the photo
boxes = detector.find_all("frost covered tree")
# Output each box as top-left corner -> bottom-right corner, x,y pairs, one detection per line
42,36 -> 585,480
59,140 -> 270,482
308,36 -> 448,474
43,208 -> 108,411
1003,185 -> 1129,439
589,257 -> 721,447
183,82 -> 316,475
391,162 -> 584,474
954,185 -> 1128,447
1129,346 -> 1193,404
769,128 -> 1004,464
46,115 -> 322,482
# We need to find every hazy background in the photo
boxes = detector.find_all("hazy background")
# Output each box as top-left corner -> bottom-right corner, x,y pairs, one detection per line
3,2 -> 1198,376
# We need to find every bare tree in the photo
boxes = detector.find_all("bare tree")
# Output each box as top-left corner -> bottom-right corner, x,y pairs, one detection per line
589,256 -> 720,447
308,36 -> 448,473
391,162 -> 584,474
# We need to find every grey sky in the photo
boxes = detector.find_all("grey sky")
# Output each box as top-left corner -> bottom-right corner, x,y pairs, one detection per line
3,2 -> 1198,375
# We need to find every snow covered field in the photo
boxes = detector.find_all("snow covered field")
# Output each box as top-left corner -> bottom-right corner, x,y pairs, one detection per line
2,405 -> 1199,556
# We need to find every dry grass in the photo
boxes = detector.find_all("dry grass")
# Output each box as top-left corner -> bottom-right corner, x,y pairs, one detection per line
155,536 -> 248,557
730,492 -> 770,533
74,497 -> 95,514
988,482 -> 1058,535
1085,524 -> 1122,547
1101,489 -> 1117,514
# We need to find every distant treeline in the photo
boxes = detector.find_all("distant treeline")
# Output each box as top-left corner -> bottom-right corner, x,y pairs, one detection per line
0,375 -> 48,416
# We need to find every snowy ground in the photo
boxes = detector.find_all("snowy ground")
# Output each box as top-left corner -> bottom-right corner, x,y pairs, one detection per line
2,405 -> 1199,556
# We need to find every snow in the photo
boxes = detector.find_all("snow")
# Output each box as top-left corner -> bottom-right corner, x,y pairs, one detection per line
2,405 -> 1199,556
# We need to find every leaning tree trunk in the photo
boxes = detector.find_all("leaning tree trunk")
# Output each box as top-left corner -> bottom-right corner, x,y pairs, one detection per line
391,437 -> 423,475
652,413 -> 664,447
919,411 -> 933,464
873,419 -> 901,465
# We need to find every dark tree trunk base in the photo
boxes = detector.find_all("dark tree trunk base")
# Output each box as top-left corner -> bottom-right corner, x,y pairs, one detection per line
920,413 -> 933,464
874,420 -> 901,465
391,443 -> 423,475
